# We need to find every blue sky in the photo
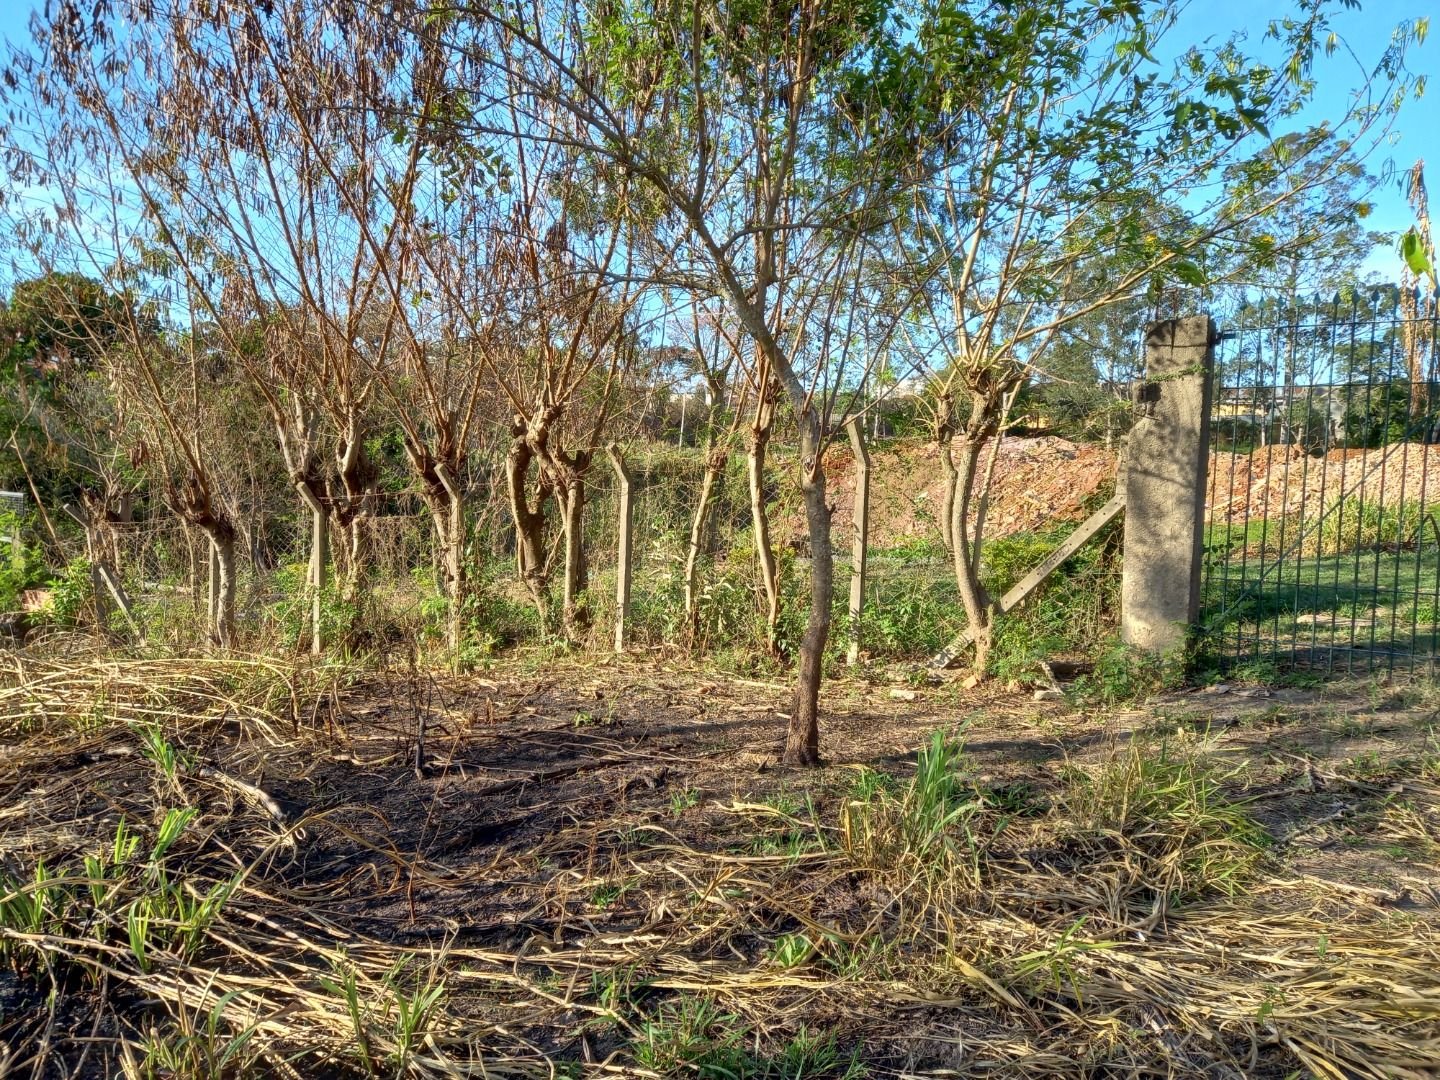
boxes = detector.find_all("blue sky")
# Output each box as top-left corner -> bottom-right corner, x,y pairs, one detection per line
0,0 -> 1432,281
1168,0 -> 1436,278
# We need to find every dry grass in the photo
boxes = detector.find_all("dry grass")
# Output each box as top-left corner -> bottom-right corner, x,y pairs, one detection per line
0,648 -> 1438,1078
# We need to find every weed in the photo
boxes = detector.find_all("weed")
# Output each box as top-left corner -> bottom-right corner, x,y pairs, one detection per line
0,860 -> 67,966
128,990 -> 262,1080
772,1026 -> 864,1080
1343,749 -> 1391,781
319,956 -> 377,1075
1060,741 -> 1269,906
633,996 -> 748,1078
134,723 -> 195,788
590,963 -> 650,1020
590,880 -> 634,909
669,786 -> 702,816
845,765 -> 898,803
1008,916 -> 1119,1006
127,897 -> 153,972
767,932 -> 814,968
572,704 -> 617,728
384,957 -> 447,1074
841,729 -> 992,887
1,806 -> 232,983
632,997 -> 857,1079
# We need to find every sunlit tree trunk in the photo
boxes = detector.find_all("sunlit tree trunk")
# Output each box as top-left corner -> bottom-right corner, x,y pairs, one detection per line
746,388 -> 781,650
558,458 -> 590,639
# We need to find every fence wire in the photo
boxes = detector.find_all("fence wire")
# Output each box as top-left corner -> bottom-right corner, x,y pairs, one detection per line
1201,287 -> 1440,676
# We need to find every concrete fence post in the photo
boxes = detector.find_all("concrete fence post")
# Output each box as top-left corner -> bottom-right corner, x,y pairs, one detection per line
1121,315 -> 1216,654
845,418 -> 870,665
607,443 -> 633,653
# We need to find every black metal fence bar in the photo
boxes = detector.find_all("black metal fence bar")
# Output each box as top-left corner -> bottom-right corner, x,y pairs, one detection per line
1200,286 -> 1440,676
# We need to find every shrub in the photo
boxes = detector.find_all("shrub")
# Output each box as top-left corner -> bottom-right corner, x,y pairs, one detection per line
1068,640 -> 1185,707
266,561 -> 360,651
0,510 -> 44,612
1060,741 -> 1269,904
1305,498 -> 1432,558
47,556 -> 95,627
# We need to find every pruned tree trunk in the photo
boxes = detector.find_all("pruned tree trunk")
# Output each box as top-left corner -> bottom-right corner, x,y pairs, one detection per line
434,463 -> 466,656
785,409 -> 829,766
845,418 -> 869,665
947,373 -> 1022,676
331,424 -> 374,601
506,429 -> 552,635
683,443 -> 727,636
950,432 -> 996,674
185,523 -> 201,608
935,395 -> 958,558
295,481 -> 328,656
207,541 -> 219,628
558,468 -> 589,639
203,524 -> 237,649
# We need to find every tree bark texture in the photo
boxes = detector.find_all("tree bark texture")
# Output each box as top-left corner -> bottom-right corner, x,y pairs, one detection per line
784,409 -> 828,766
746,392 -> 781,651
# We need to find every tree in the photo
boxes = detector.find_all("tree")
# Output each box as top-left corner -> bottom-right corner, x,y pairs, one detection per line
0,273 -> 143,528
458,0 -> 907,762
678,303 -> 749,641
1399,161 -> 1438,426
0,0 -> 431,648
891,0 -> 1423,673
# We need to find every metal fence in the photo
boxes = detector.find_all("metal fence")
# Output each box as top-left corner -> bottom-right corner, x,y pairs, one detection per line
1200,287 -> 1440,675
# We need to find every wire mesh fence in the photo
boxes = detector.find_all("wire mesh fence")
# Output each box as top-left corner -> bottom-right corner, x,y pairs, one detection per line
1201,287 -> 1440,676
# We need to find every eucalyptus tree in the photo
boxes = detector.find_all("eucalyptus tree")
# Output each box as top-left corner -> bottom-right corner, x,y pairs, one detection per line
893,0 -> 1424,672
454,0 -> 909,763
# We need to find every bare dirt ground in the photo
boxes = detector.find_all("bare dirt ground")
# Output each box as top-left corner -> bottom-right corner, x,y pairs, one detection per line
1,650 -> 1438,1077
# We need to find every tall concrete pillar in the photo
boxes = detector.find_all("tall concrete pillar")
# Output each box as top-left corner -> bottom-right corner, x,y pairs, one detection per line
1121,316 -> 1215,654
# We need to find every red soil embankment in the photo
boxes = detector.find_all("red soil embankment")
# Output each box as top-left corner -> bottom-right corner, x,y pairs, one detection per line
784,436 -> 1119,548
1207,443 -> 1440,525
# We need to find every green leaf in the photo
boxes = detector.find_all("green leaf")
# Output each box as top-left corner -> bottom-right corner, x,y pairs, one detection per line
1401,228 -> 1432,275
1172,260 -> 1207,286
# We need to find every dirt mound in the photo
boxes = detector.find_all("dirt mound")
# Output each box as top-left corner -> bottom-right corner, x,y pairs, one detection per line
1208,443 -> 1440,525
798,436 -> 1440,548
798,435 -> 1118,549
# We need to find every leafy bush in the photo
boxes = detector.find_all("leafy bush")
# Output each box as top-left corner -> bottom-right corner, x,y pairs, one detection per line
1068,640 -> 1185,707
47,556 -> 95,627
0,510 -> 44,612
852,574 -> 960,659
983,523 -> 1122,677
266,561 -> 360,651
